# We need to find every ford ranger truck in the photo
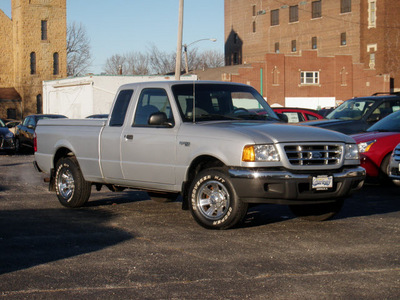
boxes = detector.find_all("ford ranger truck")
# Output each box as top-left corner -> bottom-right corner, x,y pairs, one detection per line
34,81 -> 365,229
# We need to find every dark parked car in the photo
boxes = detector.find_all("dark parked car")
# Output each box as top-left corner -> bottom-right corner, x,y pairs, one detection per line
15,114 -> 67,153
272,107 -> 323,123
0,118 -> 15,153
301,93 -> 400,134
351,110 -> 400,182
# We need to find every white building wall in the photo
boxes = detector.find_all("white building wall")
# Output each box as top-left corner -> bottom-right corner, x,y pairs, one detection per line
285,97 -> 336,110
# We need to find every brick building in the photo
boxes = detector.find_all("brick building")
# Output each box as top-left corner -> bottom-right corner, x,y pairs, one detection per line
222,0 -> 398,107
0,0 -> 67,120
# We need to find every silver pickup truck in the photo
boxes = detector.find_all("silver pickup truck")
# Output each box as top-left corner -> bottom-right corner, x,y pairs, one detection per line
34,81 -> 365,229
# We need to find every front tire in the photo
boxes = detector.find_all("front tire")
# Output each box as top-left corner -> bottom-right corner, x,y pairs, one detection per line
289,199 -> 344,221
55,157 -> 91,208
189,169 -> 248,229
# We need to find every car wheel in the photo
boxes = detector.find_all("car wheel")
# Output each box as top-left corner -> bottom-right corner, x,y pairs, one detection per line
379,154 -> 391,184
55,157 -> 91,208
289,199 -> 344,221
15,138 -> 21,153
189,168 -> 248,229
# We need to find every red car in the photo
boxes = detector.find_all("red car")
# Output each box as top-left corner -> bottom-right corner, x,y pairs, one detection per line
272,107 -> 323,123
351,110 -> 400,181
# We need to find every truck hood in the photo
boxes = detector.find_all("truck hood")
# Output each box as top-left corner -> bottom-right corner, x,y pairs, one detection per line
181,121 -> 355,144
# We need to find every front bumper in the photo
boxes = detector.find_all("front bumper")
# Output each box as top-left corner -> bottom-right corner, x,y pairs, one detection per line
229,166 -> 366,205
0,137 -> 15,150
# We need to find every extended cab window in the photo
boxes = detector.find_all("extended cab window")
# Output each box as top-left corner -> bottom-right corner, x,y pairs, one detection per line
133,88 -> 174,127
109,89 -> 134,127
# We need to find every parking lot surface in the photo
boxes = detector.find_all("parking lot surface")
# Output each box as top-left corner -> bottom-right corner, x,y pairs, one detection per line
0,154 -> 399,299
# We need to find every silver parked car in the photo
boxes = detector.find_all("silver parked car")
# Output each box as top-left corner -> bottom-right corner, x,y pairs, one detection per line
388,143 -> 400,185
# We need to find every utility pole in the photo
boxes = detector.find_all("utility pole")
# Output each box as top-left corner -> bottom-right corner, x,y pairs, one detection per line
175,0 -> 184,80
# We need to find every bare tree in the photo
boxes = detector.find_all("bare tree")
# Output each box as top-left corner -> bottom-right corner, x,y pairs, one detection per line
102,45 -> 224,75
125,52 -> 150,75
104,54 -> 127,75
67,22 -> 92,76
198,50 -> 225,69
148,45 -> 176,75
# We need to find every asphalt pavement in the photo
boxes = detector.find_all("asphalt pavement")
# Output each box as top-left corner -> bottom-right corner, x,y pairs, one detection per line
0,153 -> 399,299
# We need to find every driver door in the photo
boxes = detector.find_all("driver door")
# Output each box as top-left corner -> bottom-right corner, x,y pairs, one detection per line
120,88 -> 177,186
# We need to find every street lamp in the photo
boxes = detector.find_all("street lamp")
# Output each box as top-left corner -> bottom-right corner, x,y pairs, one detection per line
183,38 -> 217,74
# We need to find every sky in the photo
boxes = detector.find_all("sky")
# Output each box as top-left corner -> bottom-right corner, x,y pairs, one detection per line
0,0 -> 225,74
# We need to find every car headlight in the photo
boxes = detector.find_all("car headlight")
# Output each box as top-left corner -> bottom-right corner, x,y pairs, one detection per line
5,132 -> 14,139
345,144 -> 360,159
242,144 -> 280,162
357,140 -> 376,153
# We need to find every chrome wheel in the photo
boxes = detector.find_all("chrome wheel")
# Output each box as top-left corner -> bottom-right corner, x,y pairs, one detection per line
196,180 -> 230,220
58,168 -> 75,200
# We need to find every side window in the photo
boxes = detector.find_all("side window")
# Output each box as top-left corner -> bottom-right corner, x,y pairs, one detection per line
109,89 -> 134,127
133,88 -> 174,126
306,113 -> 319,121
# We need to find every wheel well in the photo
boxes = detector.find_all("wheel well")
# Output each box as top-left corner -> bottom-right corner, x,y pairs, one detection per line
53,147 -> 75,169
181,155 -> 226,210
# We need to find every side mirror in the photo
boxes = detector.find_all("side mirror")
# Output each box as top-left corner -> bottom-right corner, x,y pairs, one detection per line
148,112 -> 173,127
277,113 -> 288,123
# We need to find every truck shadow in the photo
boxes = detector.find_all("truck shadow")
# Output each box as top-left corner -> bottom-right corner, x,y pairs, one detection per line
0,208 -> 133,275
74,183 -> 400,229
241,183 -> 400,228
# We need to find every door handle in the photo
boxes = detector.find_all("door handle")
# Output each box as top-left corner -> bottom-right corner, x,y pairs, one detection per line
124,134 -> 133,140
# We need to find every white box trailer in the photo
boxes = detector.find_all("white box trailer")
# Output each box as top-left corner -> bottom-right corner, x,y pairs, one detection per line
42,75 -> 197,119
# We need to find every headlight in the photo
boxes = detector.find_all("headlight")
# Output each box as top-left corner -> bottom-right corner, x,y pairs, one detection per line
5,132 -> 14,139
345,144 -> 360,159
242,144 -> 280,162
357,140 -> 376,153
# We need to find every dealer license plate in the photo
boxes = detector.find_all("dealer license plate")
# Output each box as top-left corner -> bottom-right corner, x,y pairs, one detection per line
312,175 -> 333,190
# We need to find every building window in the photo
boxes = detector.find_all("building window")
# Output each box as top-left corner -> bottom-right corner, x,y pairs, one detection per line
291,40 -> 297,52
41,20 -> 47,40
312,37 -> 317,49
30,52 -> 36,75
252,21 -> 256,33
341,0 -> 351,13
275,42 -> 280,53
252,5 -> 256,17
300,71 -> 319,85
369,53 -> 376,69
271,9 -> 279,26
368,0 -> 376,28
233,52 -> 239,65
272,66 -> 280,85
36,94 -> 42,114
340,32 -> 347,45
289,5 -> 298,23
53,52 -> 59,75
312,1 -> 321,18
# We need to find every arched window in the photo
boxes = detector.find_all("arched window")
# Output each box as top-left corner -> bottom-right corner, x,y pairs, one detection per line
36,94 -> 43,113
30,52 -> 36,75
53,52 -> 59,75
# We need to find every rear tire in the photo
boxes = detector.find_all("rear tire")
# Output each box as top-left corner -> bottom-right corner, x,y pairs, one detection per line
189,168 -> 248,229
289,199 -> 344,221
55,157 -> 91,208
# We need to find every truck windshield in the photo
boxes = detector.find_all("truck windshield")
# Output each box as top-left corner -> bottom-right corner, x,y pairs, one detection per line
171,83 -> 279,122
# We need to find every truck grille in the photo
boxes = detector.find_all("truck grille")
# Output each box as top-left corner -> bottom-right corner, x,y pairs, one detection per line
284,144 -> 343,166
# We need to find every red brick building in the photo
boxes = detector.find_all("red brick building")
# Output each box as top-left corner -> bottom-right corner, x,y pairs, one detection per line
221,0 -> 398,107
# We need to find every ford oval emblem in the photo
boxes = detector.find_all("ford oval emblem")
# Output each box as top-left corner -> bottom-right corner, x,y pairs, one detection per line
311,151 -> 322,159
